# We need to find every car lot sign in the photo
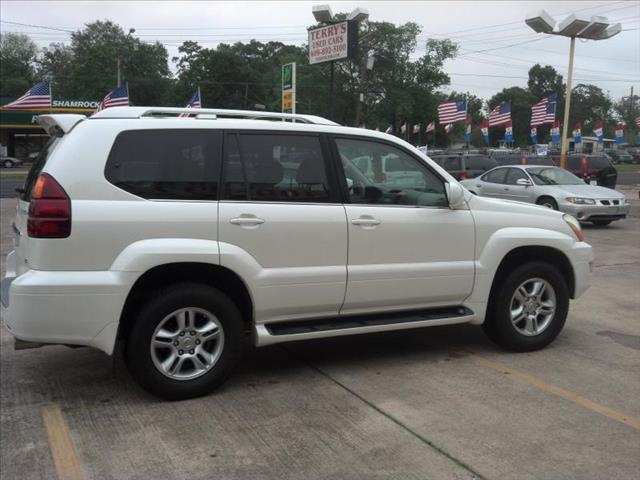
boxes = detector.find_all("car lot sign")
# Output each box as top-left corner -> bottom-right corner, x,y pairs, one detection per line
308,20 -> 358,65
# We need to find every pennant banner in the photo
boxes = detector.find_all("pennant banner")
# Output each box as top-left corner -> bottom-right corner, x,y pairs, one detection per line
573,122 -> 582,145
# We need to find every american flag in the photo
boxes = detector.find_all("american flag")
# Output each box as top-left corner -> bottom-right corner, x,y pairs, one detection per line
400,122 -> 407,134
179,88 -> 202,117
385,125 -> 393,134
635,116 -> 640,128
425,121 -> 435,133
488,101 -> 511,126
438,100 -> 467,124
593,120 -> 603,140
531,93 -> 557,126
412,123 -> 420,134
444,123 -> 454,134
2,81 -> 51,109
96,84 -> 129,112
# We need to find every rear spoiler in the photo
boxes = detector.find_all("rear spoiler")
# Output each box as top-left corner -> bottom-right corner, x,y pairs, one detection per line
37,114 -> 86,137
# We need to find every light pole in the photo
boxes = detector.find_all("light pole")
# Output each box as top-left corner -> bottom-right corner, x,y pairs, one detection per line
525,10 -> 621,168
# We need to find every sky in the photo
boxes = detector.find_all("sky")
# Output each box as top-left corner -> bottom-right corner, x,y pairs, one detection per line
1,0 -> 639,101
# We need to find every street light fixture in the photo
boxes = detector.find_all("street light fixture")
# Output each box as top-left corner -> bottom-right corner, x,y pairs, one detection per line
525,10 -> 621,168
312,5 -> 334,23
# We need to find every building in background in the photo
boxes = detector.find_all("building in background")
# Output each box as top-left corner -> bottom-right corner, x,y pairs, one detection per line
0,98 -> 98,159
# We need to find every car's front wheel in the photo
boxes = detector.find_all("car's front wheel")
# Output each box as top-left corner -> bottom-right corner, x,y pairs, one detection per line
3,159 -> 14,168
126,283 -> 243,400
484,262 -> 569,351
591,220 -> 611,226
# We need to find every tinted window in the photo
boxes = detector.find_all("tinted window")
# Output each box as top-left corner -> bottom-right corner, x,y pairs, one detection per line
567,156 -> 582,170
337,138 -> 447,207
494,156 -> 519,166
465,155 -> 496,170
443,157 -> 462,170
482,168 -> 508,184
588,155 -> 612,169
222,133 -> 331,202
505,168 -> 529,185
105,129 -> 221,200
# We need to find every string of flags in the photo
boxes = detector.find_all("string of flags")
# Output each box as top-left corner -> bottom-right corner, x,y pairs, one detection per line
2,82 -> 639,146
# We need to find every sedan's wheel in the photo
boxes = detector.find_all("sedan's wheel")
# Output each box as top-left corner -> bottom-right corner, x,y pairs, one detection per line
126,283 -> 243,400
3,160 -> 13,168
536,197 -> 558,210
483,261 -> 568,351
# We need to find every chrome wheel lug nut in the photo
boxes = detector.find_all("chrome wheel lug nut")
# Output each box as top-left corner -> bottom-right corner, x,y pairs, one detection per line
189,349 -> 195,354
195,340 -> 201,345
190,331 -> 196,336
178,350 -> 184,355
179,331 -> 185,336
173,341 -> 179,346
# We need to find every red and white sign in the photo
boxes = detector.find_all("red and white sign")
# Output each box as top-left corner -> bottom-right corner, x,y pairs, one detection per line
308,21 -> 354,65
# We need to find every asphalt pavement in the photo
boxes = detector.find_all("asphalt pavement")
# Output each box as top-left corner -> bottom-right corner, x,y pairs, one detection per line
1,192 -> 639,480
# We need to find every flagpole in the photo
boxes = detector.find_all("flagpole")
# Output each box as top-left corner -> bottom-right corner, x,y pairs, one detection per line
465,94 -> 469,150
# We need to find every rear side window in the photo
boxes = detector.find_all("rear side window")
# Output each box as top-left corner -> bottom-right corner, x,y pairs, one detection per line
105,129 -> 222,200
222,133 -> 332,202
588,156 -> 611,169
465,155 -> 496,170
482,168 -> 507,184
567,156 -> 582,170
443,157 -> 462,170
22,137 -> 60,201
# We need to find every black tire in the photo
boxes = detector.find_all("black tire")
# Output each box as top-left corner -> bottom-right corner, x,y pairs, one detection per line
125,283 -> 243,400
591,220 -> 611,226
483,261 -> 569,352
536,196 -> 558,210
3,160 -> 13,168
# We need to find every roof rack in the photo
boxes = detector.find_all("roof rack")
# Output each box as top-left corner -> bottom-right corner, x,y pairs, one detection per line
91,106 -> 338,126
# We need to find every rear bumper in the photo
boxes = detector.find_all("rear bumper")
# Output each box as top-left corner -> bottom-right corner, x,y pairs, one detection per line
2,251 -> 135,355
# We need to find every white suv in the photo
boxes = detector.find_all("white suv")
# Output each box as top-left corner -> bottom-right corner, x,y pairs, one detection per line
1,108 -> 593,400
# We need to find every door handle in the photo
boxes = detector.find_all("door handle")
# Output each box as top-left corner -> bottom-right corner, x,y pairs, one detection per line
230,216 -> 265,226
503,187 -> 510,191
351,217 -> 381,227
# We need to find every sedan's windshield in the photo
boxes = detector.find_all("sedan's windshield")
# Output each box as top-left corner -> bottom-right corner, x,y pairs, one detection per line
527,167 -> 583,186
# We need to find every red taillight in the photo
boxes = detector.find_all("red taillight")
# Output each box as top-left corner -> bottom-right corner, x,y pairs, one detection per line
27,174 -> 71,238
521,157 -> 527,165
581,157 -> 589,178
459,171 -> 467,180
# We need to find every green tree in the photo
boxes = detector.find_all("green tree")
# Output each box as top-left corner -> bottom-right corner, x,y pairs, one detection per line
570,84 -> 612,137
528,64 -> 564,101
37,43 -> 74,96
0,33 -> 38,97
67,21 -> 170,103
613,92 -> 639,143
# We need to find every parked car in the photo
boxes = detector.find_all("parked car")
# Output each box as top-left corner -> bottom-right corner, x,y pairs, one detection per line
430,153 -> 498,180
489,150 -> 556,166
1,156 -> 22,168
604,149 -> 635,164
1,107 -> 593,400
626,148 -> 640,163
551,153 -> 618,188
461,165 -> 629,226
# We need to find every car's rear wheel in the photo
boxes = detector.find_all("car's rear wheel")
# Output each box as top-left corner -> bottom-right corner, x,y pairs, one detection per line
483,262 -> 569,351
126,283 -> 243,400
3,159 -> 14,168
536,196 -> 558,210
591,220 -> 612,226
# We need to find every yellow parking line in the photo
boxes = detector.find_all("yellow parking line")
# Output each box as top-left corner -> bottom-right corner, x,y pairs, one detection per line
41,403 -> 83,480
468,354 -> 640,431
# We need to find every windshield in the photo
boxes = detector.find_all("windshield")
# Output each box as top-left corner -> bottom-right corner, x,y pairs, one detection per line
527,167 -> 584,186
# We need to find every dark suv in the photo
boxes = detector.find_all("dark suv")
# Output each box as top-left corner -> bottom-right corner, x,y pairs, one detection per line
431,153 -> 498,180
551,153 -> 618,188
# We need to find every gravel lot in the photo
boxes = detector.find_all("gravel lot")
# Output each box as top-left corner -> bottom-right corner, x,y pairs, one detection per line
1,194 -> 639,480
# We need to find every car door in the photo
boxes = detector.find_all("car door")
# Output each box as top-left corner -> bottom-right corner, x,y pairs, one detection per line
218,131 -> 348,325
503,168 -> 535,203
474,167 -> 508,198
334,136 -> 475,315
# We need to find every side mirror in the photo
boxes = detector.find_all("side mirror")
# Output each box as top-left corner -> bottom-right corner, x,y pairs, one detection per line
446,182 -> 466,209
516,178 -> 532,186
